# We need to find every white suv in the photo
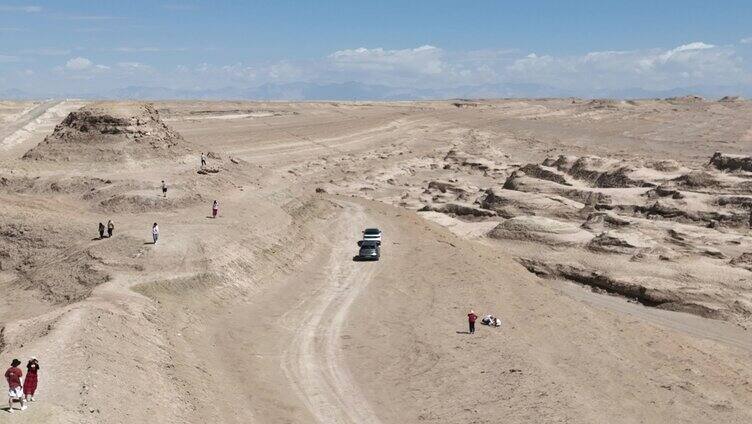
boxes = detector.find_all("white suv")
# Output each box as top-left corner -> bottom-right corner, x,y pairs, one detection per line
362,228 -> 382,245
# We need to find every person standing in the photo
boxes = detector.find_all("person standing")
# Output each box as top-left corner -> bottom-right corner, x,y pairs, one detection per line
201,153 -> 207,168
5,359 -> 26,412
212,200 -> 219,218
107,220 -> 114,238
23,358 -> 39,402
468,310 -> 478,334
98,222 -> 105,239
152,223 -> 159,244
161,181 -> 167,198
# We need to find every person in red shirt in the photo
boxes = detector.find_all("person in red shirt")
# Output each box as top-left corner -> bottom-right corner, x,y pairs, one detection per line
23,357 -> 39,402
5,359 -> 26,412
468,310 -> 478,334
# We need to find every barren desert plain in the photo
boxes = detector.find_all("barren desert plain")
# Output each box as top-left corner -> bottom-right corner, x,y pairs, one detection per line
1,97 -> 752,423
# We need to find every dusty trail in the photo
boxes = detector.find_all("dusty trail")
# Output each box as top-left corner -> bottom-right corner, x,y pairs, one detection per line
0,100 -> 60,144
0,99 -> 89,159
281,201 -> 382,424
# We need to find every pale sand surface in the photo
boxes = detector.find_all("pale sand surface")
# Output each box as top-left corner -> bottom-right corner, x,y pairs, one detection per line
1,98 -> 751,423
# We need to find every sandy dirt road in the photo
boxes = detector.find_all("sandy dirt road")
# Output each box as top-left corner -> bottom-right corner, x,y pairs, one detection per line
0,100 -> 59,142
280,202 -> 381,424
0,99 -> 89,158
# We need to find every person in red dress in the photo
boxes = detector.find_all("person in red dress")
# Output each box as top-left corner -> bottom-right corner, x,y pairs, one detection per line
468,310 -> 478,334
5,359 -> 26,413
23,358 -> 39,402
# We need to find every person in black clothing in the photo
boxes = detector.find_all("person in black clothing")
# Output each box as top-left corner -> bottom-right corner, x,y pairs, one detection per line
98,222 -> 105,239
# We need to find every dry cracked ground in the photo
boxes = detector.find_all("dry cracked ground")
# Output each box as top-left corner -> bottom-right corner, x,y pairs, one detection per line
0,97 -> 751,423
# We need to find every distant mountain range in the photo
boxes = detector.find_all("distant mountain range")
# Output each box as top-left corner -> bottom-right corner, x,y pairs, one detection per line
1,82 -> 750,101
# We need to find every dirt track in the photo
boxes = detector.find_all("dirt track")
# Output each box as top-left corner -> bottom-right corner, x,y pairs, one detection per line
1,99 -> 752,423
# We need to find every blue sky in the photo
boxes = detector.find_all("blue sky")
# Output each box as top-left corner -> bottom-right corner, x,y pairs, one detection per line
2,1 -> 752,97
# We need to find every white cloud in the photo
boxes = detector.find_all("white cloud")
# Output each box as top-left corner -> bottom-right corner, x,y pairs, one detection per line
505,42 -> 749,92
65,57 -> 92,70
9,42 -> 752,98
741,37 -> 752,45
22,48 -> 71,56
56,15 -> 121,21
154,42 -> 752,94
656,41 -> 715,64
330,45 -> 445,75
0,5 -> 41,12
115,47 -> 161,53
116,62 -> 151,73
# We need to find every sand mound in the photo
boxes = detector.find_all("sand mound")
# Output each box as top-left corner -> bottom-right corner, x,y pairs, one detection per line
581,211 -> 633,232
518,164 -> 571,185
672,171 -> 723,188
543,155 -> 652,188
718,96 -> 741,102
0,217 -> 109,303
99,191 -> 205,213
23,102 -> 188,162
709,152 -> 752,172
647,159 -> 683,172
0,175 -> 112,196
517,259 -> 726,315
588,230 -> 656,254
666,95 -> 704,103
503,172 -> 612,205
730,253 -> 752,272
419,202 -> 496,217
489,216 -> 593,246
585,99 -> 620,109
481,188 -> 582,219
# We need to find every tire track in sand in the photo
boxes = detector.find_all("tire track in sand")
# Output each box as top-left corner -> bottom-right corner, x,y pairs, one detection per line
281,202 -> 383,424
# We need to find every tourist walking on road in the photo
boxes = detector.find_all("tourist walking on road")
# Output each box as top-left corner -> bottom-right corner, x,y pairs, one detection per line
468,310 -> 478,334
161,180 -> 167,198
212,200 -> 219,218
107,220 -> 114,238
23,358 -> 39,402
201,152 -> 207,168
5,359 -> 26,412
98,222 -> 105,239
152,223 -> 159,244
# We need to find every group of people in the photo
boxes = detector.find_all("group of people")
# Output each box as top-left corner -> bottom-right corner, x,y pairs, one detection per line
11,155 -> 222,413
5,358 -> 39,413
467,310 -> 501,334
94,177 -> 222,243
97,220 -> 115,239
